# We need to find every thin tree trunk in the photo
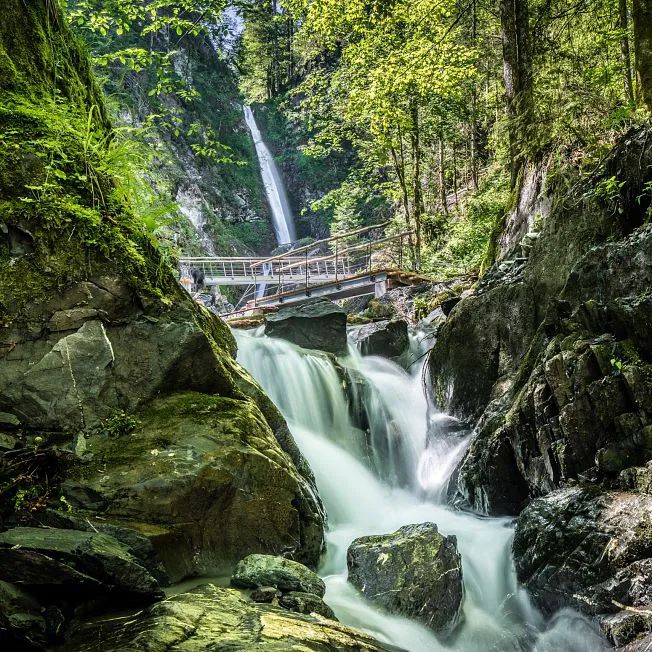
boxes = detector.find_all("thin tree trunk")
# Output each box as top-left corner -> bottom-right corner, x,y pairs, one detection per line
500,0 -> 533,189
438,138 -> 448,217
620,0 -> 635,104
633,0 -> 652,111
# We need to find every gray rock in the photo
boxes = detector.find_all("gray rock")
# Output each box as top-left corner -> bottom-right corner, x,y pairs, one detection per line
347,523 -> 464,633
618,633 -> 652,651
64,584 -> 391,651
0,527 -> 162,598
513,488 -> 652,616
265,298 -> 347,355
278,591 -> 336,619
232,554 -> 325,597
250,586 -> 279,603
349,319 -> 409,358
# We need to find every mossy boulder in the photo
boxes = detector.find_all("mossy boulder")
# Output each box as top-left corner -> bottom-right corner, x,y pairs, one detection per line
347,523 -> 464,633
63,394 -> 324,581
0,527 -> 162,598
231,554 -> 325,597
63,583 -> 390,651
0,580 -> 47,650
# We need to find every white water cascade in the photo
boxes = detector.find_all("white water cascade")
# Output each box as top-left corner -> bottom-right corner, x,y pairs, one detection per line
243,105 -> 296,246
234,328 -> 608,652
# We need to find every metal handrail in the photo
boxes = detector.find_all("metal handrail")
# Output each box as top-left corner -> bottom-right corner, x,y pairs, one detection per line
255,221 -> 391,266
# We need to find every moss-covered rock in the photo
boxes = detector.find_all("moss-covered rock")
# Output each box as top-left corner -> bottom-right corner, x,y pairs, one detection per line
63,393 -> 324,580
63,583 -> 390,651
347,522 -> 464,634
232,554 -> 325,597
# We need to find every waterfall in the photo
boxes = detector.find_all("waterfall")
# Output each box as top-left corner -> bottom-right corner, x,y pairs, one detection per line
243,106 -> 296,245
234,328 -> 607,652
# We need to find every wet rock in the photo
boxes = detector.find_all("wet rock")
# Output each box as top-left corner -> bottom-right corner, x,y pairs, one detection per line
264,298 -> 347,355
513,488 -> 652,616
349,319 -> 409,358
347,522 -> 463,633
0,580 -> 46,650
600,610 -> 652,648
232,554 -> 325,597
618,633 -> 652,651
250,586 -> 279,603
0,527 -> 162,598
278,591 -> 336,619
67,394 -> 325,582
63,584 -> 390,651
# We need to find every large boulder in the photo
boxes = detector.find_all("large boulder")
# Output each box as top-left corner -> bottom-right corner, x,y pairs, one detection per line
63,584 -> 391,651
349,319 -> 409,358
231,554 -> 325,597
347,523 -> 464,633
62,394 -> 325,582
264,298 -> 347,355
0,527 -> 162,598
513,487 -> 652,616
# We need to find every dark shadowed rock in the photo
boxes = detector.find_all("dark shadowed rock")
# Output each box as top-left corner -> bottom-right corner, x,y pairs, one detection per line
265,298 -> 347,354
349,319 -> 409,358
0,527 -> 162,598
0,580 -> 46,650
278,591 -> 336,619
63,584 -> 390,651
347,523 -> 463,633
232,554 -> 325,597
513,488 -> 652,616
600,610 -> 652,648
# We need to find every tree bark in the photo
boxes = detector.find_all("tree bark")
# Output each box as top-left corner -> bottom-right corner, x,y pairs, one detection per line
500,0 -> 533,189
633,0 -> 652,111
620,0 -> 635,104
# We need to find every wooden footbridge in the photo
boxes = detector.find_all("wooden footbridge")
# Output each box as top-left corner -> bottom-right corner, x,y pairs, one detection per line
179,224 -> 428,314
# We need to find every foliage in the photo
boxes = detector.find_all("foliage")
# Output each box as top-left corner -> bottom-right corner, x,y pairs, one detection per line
101,410 -> 142,437
238,0 -> 652,277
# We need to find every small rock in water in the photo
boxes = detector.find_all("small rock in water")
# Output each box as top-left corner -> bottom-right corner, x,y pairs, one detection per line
347,522 -> 464,633
264,298 -> 347,355
231,554 -> 326,597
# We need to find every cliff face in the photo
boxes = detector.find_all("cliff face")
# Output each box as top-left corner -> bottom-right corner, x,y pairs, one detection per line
428,128 -> 652,645
430,129 -> 652,514
0,4 -> 324,648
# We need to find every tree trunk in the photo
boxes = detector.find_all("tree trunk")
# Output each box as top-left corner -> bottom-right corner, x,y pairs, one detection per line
500,0 -> 533,189
620,0 -> 635,104
438,138 -> 448,217
633,0 -> 652,111
410,101 -> 424,269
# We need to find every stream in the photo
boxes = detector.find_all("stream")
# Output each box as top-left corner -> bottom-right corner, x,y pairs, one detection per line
234,327 -> 608,652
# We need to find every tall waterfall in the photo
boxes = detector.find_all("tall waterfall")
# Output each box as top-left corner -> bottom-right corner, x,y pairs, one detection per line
243,106 -> 296,245
234,328 -> 607,652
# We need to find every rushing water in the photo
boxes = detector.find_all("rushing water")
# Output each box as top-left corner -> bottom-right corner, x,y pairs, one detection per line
243,105 -> 296,245
234,328 -> 607,652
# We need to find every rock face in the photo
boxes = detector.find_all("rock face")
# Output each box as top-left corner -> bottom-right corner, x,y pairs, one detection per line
430,128 -> 652,516
349,319 -> 409,358
232,554 -> 326,597
63,584 -> 390,652
265,298 -> 347,354
347,523 -> 464,633
513,488 -> 652,617
0,527 -> 162,598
